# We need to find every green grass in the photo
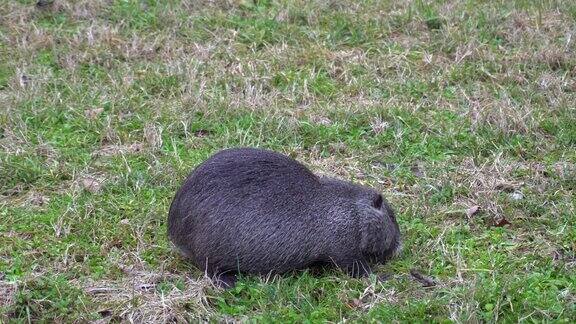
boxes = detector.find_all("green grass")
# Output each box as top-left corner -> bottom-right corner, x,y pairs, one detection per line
1,0 -> 575,322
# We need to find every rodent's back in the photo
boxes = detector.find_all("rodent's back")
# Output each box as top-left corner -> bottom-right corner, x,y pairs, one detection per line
168,148 -> 329,273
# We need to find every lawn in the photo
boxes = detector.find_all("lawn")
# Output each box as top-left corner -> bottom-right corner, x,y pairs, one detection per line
0,0 -> 575,322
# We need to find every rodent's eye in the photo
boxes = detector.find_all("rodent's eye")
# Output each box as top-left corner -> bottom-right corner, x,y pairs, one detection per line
372,194 -> 383,209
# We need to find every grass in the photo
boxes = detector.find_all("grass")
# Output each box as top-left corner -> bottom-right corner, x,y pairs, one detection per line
0,0 -> 575,322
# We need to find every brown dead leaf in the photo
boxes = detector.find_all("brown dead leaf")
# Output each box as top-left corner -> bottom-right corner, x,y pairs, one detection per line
192,129 -> 213,137
370,117 -> 389,135
84,108 -> 104,119
36,0 -> 56,10
410,163 -> 425,178
81,177 -> 103,193
466,205 -> 480,218
28,192 -> 50,207
347,298 -> 363,309
493,216 -> 512,227
36,144 -> 57,159
328,142 -> 347,154
2,184 -> 26,197
495,181 -> 524,192
97,309 -> 112,318
274,9 -> 288,22
552,249 -> 576,264
310,115 -> 332,126
552,250 -> 562,261
144,123 -> 163,149
410,269 -> 437,287
536,47 -> 571,70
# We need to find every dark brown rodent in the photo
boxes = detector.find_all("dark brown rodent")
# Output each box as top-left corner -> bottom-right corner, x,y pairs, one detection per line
168,148 -> 401,286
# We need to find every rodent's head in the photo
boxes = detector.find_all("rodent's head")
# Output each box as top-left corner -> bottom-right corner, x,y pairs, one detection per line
357,191 -> 402,263
319,177 -> 402,263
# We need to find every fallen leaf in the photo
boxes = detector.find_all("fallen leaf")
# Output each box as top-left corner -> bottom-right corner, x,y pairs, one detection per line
144,123 -> 163,149
410,269 -> 437,287
28,192 -> 50,207
192,129 -> 213,137
494,217 -> 512,227
347,298 -> 363,309
466,205 -> 480,217
310,115 -> 332,126
495,181 -> 523,192
410,163 -> 425,177
274,9 -> 288,23
370,117 -> 389,135
36,0 -> 54,9
84,108 -> 104,119
36,144 -> 57,158
98,309 -> 112,318
328,142 -> 347,154
81,177 -> 103,193
552,250 -> 563,261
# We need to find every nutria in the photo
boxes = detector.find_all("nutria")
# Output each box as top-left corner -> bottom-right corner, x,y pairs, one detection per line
168,148 -> 401,287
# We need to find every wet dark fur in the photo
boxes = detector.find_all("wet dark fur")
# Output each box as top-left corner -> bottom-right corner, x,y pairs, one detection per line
168,148 -> 401,286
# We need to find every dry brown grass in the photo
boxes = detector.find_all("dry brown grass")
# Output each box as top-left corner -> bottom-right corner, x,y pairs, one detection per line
84,268 -> 213,322
1,0 -> 574,321
0,280 -> 17,310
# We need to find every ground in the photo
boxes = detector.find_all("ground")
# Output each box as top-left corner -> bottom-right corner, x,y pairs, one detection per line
0,0 -> 575,322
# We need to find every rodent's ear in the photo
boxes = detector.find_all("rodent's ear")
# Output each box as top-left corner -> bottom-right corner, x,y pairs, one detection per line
372,194 -> 383,209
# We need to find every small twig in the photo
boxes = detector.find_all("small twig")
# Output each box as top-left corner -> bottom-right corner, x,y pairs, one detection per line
86,287 -> 120,295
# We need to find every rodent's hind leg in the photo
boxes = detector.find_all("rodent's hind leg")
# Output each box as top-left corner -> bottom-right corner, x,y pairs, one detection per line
308,260 -> 333,276
335,258 -> 372,278
211,271 -> 238,289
